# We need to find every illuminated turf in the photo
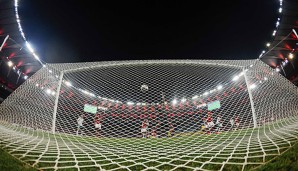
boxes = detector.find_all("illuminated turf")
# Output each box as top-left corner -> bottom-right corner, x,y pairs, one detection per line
1,117 -> 298,171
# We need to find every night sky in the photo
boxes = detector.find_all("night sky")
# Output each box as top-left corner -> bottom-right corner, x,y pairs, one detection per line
19,0 -> 279,63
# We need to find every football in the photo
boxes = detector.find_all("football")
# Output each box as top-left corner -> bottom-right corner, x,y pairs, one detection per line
140,84 -> 149,92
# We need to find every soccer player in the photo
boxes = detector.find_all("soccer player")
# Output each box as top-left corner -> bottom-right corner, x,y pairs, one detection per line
94,114 -> 102,137
206,112 -> 214,134
151,120 -> 160,138
270,115 -> 275,122
235,116 -> 240,129
167,122 -> 174,137
201,117 -> 208,133
76,114 -> 84,135
151,126 -> 157,138
141,119 -> 149,138
215,115 -> 222,133
229,117 -> 234,131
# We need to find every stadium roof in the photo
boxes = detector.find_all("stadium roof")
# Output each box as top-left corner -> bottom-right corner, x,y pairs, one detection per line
259,0 -> 298,84
0,0 -> 298,103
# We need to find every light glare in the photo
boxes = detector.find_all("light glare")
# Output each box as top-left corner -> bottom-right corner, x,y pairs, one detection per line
192,95 -> 198,99
26,42 -> 34,53
65,81 -> 72,87
7,61 -> 13,67
232,75 -> 239,81
249,84 -> 257,89
127,101 -> 134,105
172,99 -> 178,105
275,68 -> 280,72
46,89 -> 51,94
289,53 -> 294,59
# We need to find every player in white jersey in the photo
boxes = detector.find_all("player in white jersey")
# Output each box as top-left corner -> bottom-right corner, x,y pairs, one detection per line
141,119 -> 149,138
215,115 -> 222,133
229,117 -> 234,130
76,114 -> 85,135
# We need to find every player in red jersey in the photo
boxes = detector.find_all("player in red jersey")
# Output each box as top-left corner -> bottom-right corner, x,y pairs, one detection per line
141,119 -> 149,138
151,121 -> 160,138
94,114 -> 102,137
206,112 -> 214,134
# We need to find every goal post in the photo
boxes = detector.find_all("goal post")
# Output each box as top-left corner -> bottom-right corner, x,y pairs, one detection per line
243,67 -> 258,128
51,71 -> 64,134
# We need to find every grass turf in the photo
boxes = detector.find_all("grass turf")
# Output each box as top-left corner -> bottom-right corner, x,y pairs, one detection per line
0,148 -> 38,171
1,138 -> 298,171
1,118 -> 298,170
253,142 -> 298,171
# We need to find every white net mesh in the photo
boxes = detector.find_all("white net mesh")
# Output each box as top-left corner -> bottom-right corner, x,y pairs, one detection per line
0,59 -> 298,171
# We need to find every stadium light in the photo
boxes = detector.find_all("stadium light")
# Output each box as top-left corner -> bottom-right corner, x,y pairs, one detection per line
33,53 -> 39,60
181,98 -> 186,103
275,68 -> 280,72
127,101 -> 134,105
82,90 -> 88,94
232,75 -> 239,81
7,61 -> 13,67
289,53 -> 294,59
24,75 -> 28,79
217,85 -> 223,90
26,42 -> 34,53
266,43 -> 271,47
192,95 -> 198,99
46,89 -> 51,94
172,99 -> 178,105
264,77 -> 268,81
272,30 -> 277,36
203,92 -> 209,96
35,83 -> 39,87
276,21 -> 280,27
98,106 -> 107,110
65,81 -> 72,87
210,89 -> 216,93
249,84 -> 257,89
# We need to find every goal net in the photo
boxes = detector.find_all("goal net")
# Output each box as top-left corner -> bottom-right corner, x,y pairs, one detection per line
0,59 -> 298,171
